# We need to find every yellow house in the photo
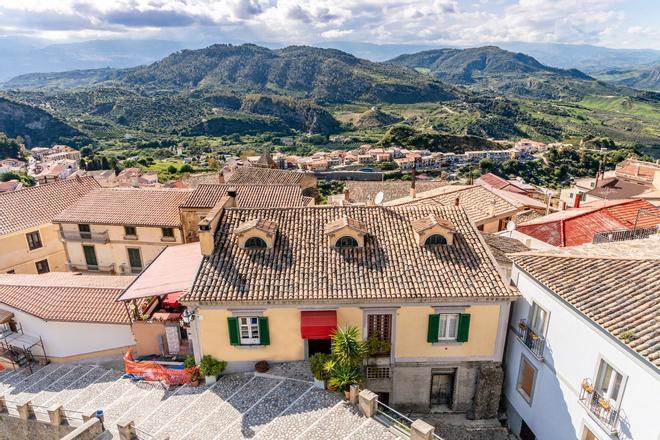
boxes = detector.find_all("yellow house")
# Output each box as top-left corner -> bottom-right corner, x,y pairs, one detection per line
182,204 -> 517,415
52,187 -> 192,275
0,177 -> 100,274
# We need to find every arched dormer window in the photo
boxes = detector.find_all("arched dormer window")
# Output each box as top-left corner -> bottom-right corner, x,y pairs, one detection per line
336,236 -> 359,248
424,234 -> 447,246
245,236 -> 268,249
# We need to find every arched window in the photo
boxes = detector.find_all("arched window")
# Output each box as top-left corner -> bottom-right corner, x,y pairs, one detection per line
245,236 -> 268,249
424,234 -> 447,246
335,236 -> 358,248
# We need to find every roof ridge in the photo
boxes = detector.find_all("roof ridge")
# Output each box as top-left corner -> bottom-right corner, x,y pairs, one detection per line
0,175 -> 98,198
510,252 -> 660,261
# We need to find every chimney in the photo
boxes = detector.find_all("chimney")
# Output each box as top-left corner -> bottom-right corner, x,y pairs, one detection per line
489,198 -> 496,217
344,187 -> 350,203
573,193 -> 581,208
454,197 -> 460,207
410,160 -> 417,199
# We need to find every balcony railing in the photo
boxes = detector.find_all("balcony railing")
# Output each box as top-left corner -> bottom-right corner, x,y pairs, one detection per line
67,263 -> 115,273
578,379 -> 620,434
120,264 -> 143,275
512,319 -> 545,360
60,229 -> 109,244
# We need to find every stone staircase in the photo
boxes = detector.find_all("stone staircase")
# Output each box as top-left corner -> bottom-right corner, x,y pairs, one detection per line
0,365 -> 398,439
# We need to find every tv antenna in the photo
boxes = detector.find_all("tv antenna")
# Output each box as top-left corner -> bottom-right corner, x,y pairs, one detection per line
374,191 -> 384,206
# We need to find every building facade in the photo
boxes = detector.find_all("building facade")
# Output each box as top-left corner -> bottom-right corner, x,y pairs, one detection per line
504,239 -> 659,440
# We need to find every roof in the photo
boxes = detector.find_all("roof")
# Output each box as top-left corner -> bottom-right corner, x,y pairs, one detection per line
53,187 -> 192,227
181,172 -> 222,188
385,185 -> 519,225
323,216 -> 368,235
255,151 -> 278,168
119,243 -> 202,301
615,159 -> 660,183
481,233 -> 530,265
184,205 -> 515,304
476,173 -> 527,195
587,176 -> 651,199
517,199 -> 659,247
180,184 -> 310,209
346,180 -> 448,204
226,167 -> 313,186
511,238 -> 660,369
235,218 -> 278,235
489,187 -> 547,210
0,176 -> 100,236
0,273 -> 134,324
411,214 -> 456,233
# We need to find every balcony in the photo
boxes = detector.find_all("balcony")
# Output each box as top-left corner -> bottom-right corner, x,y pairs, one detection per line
120,264 -> 143,275
60,229 -> 109,244
67,263 -> 115,273
512,319 -> 545,360
579,379 -> 620,435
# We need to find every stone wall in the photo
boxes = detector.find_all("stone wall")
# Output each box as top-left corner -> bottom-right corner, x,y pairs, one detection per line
0,413 -> 74,440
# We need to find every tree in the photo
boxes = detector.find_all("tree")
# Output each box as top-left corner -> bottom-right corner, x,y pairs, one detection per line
167,165 -> 178,174
180,164 -> 194,173
0,133 -> 22,159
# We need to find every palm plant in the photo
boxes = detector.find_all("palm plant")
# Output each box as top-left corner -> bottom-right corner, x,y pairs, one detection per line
330,326 -> 367,368
324,360 -> 362,392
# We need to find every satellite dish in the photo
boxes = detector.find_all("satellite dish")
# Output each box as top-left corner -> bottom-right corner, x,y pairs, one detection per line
374,191 -> 385,206
506,221 -> 516,232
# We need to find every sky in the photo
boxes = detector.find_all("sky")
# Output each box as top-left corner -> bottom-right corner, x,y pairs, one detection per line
0,0 -> 658,49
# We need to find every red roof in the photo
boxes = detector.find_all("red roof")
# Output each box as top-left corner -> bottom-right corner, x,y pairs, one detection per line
517,199 -> 658,247
476,173 -> 527,194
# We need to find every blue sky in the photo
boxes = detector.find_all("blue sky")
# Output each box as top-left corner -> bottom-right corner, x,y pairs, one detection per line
0,0 -> 658,49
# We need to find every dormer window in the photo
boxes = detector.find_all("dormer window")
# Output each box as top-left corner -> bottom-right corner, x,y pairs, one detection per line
245,237 -> 268,249
324,215 -> 368,249
336,236 -> 359,248
424,234 -> 447,246
234,218 -> 277,249
411,214 -> 456,247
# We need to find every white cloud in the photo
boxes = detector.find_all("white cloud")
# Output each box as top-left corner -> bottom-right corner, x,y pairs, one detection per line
0,0 -> 656,49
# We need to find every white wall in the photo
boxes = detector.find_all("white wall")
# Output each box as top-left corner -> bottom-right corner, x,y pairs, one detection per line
1,305 -> 134,359
504,267 -> 660,440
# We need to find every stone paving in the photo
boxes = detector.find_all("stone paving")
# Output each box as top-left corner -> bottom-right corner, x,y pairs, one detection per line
0,364 -> 396,439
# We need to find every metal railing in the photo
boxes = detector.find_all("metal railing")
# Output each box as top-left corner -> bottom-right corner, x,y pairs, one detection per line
60,229 -> 109,243
120,264 -> 143,275
592,226 -> 658,244
512,319 -> 545,360
578,379 -> 620,434
67,262 -> 115,273
375,400 -> 414,435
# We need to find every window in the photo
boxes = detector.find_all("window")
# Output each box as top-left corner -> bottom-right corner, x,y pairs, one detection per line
78,224 -> 91,239
438,313 -> 459,340
581,426 -> 599,440
127,248 -> 143,273
6,270 -> 15,274
517,356 -> 537,403
124,226 -> 137,237
425,234 -> 447,246
35,259 -> 50,274
239,317 -> 260,345
595,359 -> 624,403
528,303 -> 548,336
245,237 -> 267,249
367,314 -> 392,355
161,227 -> 175,239
82,245 -> 98,269
335,236 -> 358,248
26,231 -> 43,250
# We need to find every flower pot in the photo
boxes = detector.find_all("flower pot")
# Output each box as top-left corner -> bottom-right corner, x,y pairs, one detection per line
327,384 -> 337,391
313,378 -> 325,389
191,380 -> 199,387
205,375 -> 217,385
344,390 -> 350,400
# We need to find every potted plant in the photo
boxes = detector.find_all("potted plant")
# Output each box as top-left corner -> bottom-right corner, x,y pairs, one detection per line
183,354 -> 196,369
200,355 -> 226,385
324,359 -> 361,399
324,326 -> 367,397
366,335 -> 391,357
309,353 -> 331,388
187,367 -> 201,387
255,360 -> 269,373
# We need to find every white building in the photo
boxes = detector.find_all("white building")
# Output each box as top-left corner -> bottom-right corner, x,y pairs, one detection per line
504,237 -> 660,440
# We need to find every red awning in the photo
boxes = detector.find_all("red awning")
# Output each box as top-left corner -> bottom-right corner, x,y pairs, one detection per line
162,292 -> 183,308
301,311 -> 337,339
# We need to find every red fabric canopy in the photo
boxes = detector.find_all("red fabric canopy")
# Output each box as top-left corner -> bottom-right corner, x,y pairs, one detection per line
300,311 -> 337,339
162,292 -> 183,307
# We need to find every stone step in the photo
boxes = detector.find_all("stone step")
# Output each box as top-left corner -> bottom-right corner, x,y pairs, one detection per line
254,387 -> 342,440
79,378 -> 138,422
63,370 -> 121,425
2,364 -> 61,410
163,374 -> 254,439
138,383 -> 212,435
219,379 -> 313,440
116,383 -> 176,429
14,365 -> 77,404
346,418 -> 399,440
0,365 -> 52,396
182,376 -> 282,440
298,400 -> 369,440
32,365 -> 95,408
101,381 -> 161,427
52,367 -> 112,410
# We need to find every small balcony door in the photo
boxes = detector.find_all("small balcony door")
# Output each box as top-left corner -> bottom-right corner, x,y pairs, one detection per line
82,245 -> 98,270
78,224 -> 92,239
127,248 -> 143,273
366,313 -> 392,356
595,359 -> 624,404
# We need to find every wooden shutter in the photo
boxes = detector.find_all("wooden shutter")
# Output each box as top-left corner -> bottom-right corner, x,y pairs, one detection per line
427,314 -> 439,343
259,317 -> 270,346
457,313 -> 471,342
227,317 -> 240,346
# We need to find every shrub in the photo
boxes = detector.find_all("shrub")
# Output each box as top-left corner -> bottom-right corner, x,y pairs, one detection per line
183,354 -> 196,368
167,165 -> 178,173
309,353 -> 332,380
199,355 -> 227,377
324,359 -> 361,392
365,335 -> 391,356
330,326 -> 367,368
180,164 -> 194,173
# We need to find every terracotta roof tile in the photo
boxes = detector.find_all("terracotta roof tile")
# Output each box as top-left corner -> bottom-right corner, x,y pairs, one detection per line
511,240 -> 660,368
180,184 -> 309,209
227,167 -> 312,186
234,218 -> 278,235
184,205 -> 516,304
0,177 -> 100,235
411,214 -> 456,233
0,273 -> 133,324
346,180 -> 448,204
324,216 -> 368,235
53,187 -> 192,227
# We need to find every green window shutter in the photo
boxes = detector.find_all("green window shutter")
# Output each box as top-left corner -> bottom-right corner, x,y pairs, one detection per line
259,317 -> 270,346
427,314 -> 439,343
457,314 -> 471,342
228,317 -> 240,346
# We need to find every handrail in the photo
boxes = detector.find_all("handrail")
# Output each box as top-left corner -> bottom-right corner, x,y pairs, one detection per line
59,229 -> 109,243
135,426 -> 154,439
578,378 -> 620,433
512,319 -> 545,360
375,400 -> 414,433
